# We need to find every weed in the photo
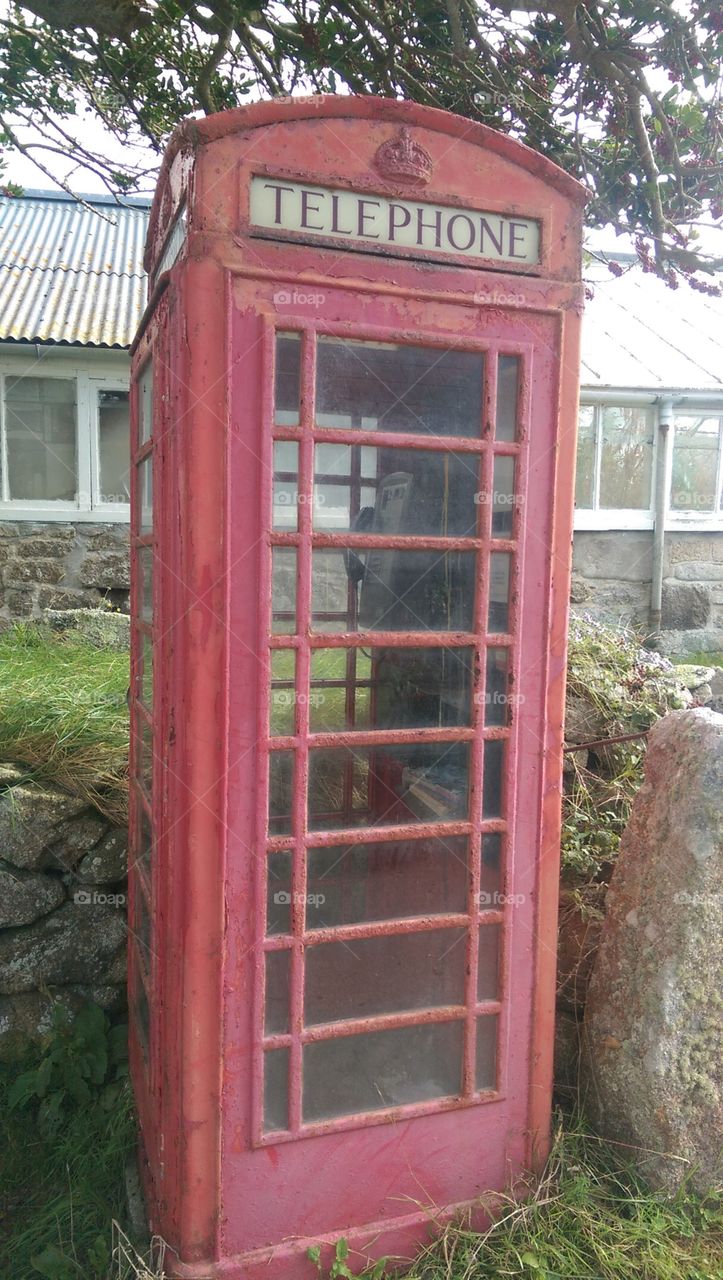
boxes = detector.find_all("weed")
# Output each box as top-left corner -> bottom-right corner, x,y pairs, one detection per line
9,1002 -> 128,1135
562,617 -> 690,881
309,1238 -> 387,1279
0,623 -> 129,824
403,1112 -> 723,1280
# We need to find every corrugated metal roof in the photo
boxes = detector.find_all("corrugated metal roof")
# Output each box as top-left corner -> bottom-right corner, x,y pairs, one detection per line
0,194 -> 720,389
0,190 -> 149,348
581,256 -> 723,392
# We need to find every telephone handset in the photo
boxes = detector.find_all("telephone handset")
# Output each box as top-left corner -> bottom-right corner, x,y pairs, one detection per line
349,471 -> 414,628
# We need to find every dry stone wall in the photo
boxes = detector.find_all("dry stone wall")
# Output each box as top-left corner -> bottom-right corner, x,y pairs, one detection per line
572,530 -> 723,655
0,522 -> 130,622
0,764 -> 127,1060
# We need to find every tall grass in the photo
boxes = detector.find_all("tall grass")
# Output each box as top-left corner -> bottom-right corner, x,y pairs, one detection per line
0,1067 -> 135,1279
402,1114 -> 722,1280
0,624 -> 129,823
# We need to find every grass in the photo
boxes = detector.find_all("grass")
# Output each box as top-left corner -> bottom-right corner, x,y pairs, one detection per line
0,623 -> 129,824
399,1113 -> 723,1280
0,1064 -> 136,1279
1,621 -> 720,1276
677,651 -> 723,668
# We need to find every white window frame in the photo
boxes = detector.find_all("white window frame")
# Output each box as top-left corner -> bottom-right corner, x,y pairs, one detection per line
667,409 -> 723,529
574,393 -> 723,533
89,377 -> 132,515
0,357 -> 130,522
574,395 -> 658,531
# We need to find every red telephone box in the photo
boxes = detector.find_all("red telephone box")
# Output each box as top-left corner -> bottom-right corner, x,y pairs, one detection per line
129,96 -> 584,1279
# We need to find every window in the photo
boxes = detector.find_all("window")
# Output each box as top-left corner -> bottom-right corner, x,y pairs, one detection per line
575,400 -> 723,530
575,403 -> 655,519
0,365 -> 130,519
97,390 -> 131,504
3,376 -> 77,501
671,414 -> 723,517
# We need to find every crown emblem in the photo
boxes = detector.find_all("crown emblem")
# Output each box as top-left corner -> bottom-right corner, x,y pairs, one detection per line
373,127 -> 433,186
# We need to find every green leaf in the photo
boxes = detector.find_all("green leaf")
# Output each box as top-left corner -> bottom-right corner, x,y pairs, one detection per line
30,1244 -> 77,1279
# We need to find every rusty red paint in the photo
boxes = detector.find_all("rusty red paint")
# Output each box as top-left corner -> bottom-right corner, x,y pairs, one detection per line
129,95 -> 584,1279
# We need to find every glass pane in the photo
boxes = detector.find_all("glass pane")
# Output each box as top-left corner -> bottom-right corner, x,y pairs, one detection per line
138,360 -> 153,444
311,548 -> 476,633
4,376 -> 77,500
137,803 -> 153,873
275,333 -> 301,426
671,415 -> 720,513
264,1048 -> 289,1132
309,646 -> 473,733
98,390 -> 130,503
478,832 -> 502,908
306,837 -> 469,928
270,649 -> 296,736
496,356 -> 519,442
303,1020 -> 463,1121
575,405 -> 596,509
484,648 -> 510,727
475,1015 -> 498,1089
135,883 -> 152,967
137,708 -> 153,796
138,455 -> 153,534
133,978 -> 150,1056
313,443 -> 479,536
140,631 -> 153,708
316,338 -> 484,437
305,927 -> 466,1026
273,440 -> 300,530
268,751 -> 294,836
272,548 -> 297,633
478,923 -> 500,1000
308,742 -> 470,831
599,406 -> 654,510
266,851 -> 292,935
137,545 -> 153,622
264,949 -> 290,1034
491,455 -> 516,537
488,553 -> 511,632
483,739 -> 504,818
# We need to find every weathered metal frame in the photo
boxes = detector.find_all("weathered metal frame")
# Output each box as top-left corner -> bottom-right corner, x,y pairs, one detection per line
129,95 -> 585,1280
248,317 -> 528,1146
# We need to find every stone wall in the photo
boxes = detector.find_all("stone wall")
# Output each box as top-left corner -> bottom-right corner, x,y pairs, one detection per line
572,529 -> 723,656
0,522 -> 130,622
0,765 -> 127,1061
1,518 -> 721,655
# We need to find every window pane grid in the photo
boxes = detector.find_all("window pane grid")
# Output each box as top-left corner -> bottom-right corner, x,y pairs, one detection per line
259,333 -> 525,1140
129,358 -> 155,1088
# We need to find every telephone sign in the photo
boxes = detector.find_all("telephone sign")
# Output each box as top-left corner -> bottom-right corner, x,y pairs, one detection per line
129,95 -> 585,1280
250,176 -> 541,264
